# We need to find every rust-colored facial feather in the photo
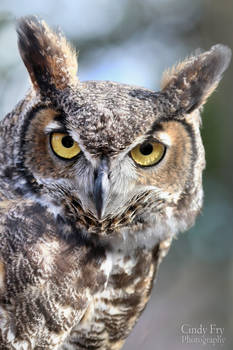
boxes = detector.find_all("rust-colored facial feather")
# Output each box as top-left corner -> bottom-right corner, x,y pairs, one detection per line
22,108 -> 79,179
136,120 -> 195,194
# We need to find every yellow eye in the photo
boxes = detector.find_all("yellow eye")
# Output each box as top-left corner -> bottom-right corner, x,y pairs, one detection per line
50,133 -> 81,160
130,141 -> 165,167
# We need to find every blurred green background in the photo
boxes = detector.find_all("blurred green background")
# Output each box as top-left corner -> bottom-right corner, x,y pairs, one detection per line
0,1 -> 232,349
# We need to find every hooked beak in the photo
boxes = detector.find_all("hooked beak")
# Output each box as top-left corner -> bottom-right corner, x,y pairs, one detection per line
93,158 -> 110,220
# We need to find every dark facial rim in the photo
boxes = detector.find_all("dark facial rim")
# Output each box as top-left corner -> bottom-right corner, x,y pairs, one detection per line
18,104 -> 75,193
148,117 -> 198,191
18,104 -> 50,193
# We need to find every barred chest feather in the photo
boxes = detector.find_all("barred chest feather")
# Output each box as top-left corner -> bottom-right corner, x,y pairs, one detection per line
0,199 -> 171,350
59,239 -> 171,350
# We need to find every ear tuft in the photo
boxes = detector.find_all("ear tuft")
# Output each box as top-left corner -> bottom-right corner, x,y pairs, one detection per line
161,44 -> 232,113
17,16 -> 78,92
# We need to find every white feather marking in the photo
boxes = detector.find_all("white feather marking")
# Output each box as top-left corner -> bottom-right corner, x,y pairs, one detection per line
156,131 -> 172,147
12,341 -> 29,350
44,121 -> 62,134
100,252 -> 113,288
69,130 -> 98,167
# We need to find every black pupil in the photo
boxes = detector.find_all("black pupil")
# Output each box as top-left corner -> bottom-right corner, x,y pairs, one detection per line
62,135 -> 74,148
140,143 -> 153,155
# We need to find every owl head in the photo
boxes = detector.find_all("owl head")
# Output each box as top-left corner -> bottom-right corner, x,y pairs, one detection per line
4,17 -> 231,245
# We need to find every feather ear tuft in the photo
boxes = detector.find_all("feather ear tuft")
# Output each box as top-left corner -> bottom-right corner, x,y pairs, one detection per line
17,16 -> 78,92
161,44 -> 231,114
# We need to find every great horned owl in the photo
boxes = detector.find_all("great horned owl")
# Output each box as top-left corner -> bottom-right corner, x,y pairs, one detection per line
0,16 -> 231,350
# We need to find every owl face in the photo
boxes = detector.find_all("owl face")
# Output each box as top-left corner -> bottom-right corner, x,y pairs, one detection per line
11,17 -> 231,241
21,92 -> 199,222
